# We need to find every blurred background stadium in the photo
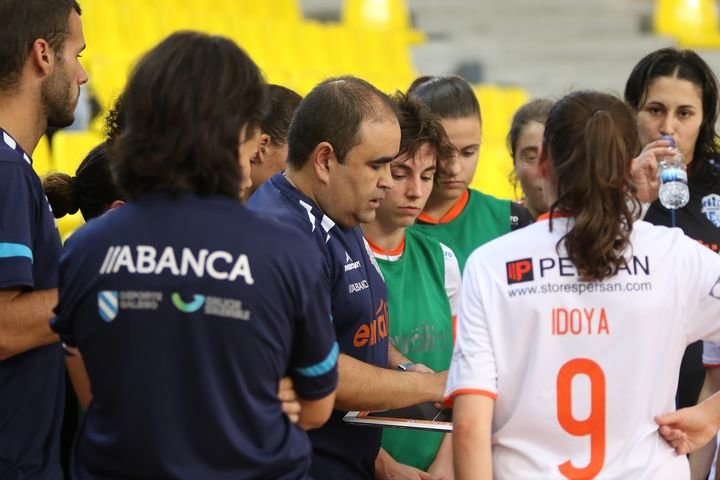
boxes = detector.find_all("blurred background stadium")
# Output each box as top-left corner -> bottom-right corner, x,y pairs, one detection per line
43,0 -> 720,235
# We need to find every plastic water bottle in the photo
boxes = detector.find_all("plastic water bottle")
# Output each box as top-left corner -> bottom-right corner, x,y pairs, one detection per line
657,135 -> 689,209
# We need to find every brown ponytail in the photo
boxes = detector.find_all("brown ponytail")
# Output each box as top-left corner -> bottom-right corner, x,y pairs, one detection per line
43,172 -> 79,218
545,91 -> 641,281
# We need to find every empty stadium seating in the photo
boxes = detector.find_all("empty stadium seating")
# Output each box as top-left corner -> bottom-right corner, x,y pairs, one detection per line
654,0 -> 720,47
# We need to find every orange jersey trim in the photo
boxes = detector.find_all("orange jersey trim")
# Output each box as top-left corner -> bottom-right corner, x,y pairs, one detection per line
366,235 -> 405,257
451,315 -> 458,344
443,388 -> 497,407
536,211 -> 572,221
417,190 -> 469,225
704,363 -> 720,369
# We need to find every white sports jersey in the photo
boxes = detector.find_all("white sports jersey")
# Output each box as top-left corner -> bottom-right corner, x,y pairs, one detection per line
445,217 -> 720,480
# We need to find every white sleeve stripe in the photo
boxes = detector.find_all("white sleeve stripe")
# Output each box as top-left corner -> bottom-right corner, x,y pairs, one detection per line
440,242 -> 461,317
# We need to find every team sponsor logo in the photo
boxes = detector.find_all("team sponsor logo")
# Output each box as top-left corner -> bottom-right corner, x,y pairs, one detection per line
98,245 -> 255,284
204,296 -> 251,320
171,292 -> 251,319
353,299 -> 389,347
390,323 -> 451,355
506,258 -> 534,284
709,276 -> 720,300
98,291 -> 118,322
344,251 -> 361,272
171,292 -> 206,313
98,290 -> 163,321
506,255 -> 650,286
702,194 -> 720,228
118,291 -> 163,309
349,280 -> 369,293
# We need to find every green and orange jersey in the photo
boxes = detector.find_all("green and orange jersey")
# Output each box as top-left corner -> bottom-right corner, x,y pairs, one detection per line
367,228 -> 460,470
411,188 -> 534,273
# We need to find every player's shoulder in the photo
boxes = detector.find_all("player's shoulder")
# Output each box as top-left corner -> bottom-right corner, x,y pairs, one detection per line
0,140 -> 34,187
247,175 -> 325,236
406,227 -> 451,256
0,131 -> 29,163
465,220 -> 548,270
468,188 -> 509,207
632,219 -> 702,253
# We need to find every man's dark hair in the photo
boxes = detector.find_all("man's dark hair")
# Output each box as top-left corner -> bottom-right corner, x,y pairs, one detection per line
0,0 -> 81,92
111,31 -> 267,199
262,84 -> 302,146
287,75 -> 398,169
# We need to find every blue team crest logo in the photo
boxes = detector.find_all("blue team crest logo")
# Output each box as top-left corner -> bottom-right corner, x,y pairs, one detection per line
702,194 -> 720,228
98,291 -> 119,322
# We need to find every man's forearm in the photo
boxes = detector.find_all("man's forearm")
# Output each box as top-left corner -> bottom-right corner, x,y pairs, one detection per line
0,288 -> 59,360
333,353 -> 446,411
387,341 -> 411,369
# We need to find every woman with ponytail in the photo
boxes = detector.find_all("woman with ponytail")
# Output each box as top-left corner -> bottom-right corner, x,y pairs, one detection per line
445,90 -> 720,479
43,142 -> 125,223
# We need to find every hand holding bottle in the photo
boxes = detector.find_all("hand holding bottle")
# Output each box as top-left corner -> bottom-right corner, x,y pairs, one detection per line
657,135 -> 689,210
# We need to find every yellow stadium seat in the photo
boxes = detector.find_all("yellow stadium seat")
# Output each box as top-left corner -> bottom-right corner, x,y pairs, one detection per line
469,84 -> 531,201
32,135 -> 53,177
342,0 -> 425,44
51,130 -> 105,175
474,84 -> 505,143
654,0 -> 720,47
251,0 -> 302,23
470,144 -> 516,201
58,213 -> 86,243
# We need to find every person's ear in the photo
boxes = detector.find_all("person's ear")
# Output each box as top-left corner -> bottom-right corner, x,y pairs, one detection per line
311,142 -> 334,185
258,134 -> 272,156
30,39 -> 53,76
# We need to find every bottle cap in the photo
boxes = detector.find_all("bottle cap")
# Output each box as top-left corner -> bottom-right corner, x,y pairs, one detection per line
660,135 -> 676,147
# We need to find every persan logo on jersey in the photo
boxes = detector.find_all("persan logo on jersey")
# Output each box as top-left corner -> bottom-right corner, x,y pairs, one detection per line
506,255 -> 650,284
506,258 -> 534,284
99,245 -> 255,284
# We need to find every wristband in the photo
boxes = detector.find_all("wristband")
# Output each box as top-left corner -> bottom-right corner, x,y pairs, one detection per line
396,362 -> 414,371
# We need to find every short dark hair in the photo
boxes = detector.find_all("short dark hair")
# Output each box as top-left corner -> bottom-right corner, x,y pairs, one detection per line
111,31 -> 267,200
407,75 -> 481,121
393,92 -> 454,162
262,85 -> 302,146
625,48 -> 720,183
287,76 -> 398,169
44,142 -> 124,220
0,0 -> 81,92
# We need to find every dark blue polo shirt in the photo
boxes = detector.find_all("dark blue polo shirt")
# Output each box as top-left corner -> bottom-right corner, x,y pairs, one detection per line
249,173 -> 389,479
0,128 -> 64,479
51,192 -> 338,479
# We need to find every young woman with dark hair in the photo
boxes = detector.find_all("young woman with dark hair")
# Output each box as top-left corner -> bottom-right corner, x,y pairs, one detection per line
44,142 -> 124,222
407,76 -> 533,272
625,47 -> 720,420
243,84 -> 302,200
507,98 -> 554,219
447,90 -> 720,479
